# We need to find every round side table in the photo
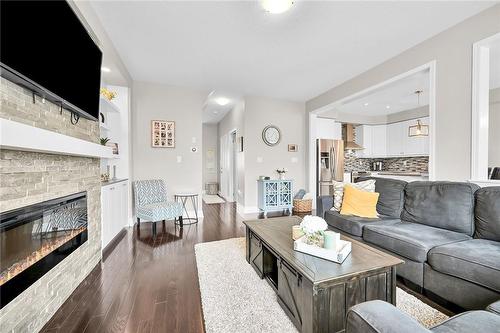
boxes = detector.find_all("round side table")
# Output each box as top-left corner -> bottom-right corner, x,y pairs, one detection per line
174,193 -> 199,225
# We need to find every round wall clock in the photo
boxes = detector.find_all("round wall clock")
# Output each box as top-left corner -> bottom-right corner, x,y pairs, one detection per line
262,125 -> 281,146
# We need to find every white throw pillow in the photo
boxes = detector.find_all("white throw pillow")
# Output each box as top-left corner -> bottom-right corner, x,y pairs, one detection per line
330,179 -> 376,211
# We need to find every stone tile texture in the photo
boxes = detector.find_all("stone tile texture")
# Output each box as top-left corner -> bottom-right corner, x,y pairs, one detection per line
0,78 -> 101,333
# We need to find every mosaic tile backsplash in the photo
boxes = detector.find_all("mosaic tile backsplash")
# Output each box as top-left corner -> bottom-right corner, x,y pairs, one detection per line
344,150 -> 429,173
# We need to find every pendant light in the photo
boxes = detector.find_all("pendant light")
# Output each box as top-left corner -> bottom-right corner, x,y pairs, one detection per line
408,90 -> 429,137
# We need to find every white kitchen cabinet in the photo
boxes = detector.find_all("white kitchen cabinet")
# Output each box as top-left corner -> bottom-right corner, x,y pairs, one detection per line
386,122 -> 405,156
371,125 -> 387,157
355,118 -> 429,158
101,180 -> 129,250
355,125 -> 372,158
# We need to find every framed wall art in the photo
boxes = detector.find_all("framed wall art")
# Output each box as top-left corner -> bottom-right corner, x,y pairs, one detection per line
151,120 -> 175,148
288,144 -> 298,152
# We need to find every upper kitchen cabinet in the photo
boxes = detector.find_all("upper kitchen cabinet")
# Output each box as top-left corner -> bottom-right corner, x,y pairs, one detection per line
356,125 -> 386,158
357,117 -> 429,158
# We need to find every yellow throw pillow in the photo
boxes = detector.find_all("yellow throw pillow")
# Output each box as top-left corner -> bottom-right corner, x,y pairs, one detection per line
340,184 -> 379,218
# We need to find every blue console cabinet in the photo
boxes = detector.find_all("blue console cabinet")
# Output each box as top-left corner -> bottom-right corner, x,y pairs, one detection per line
257,179 -> 293,217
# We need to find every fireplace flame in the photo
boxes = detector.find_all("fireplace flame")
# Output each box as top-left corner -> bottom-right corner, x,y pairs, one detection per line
0,227 -> 86,286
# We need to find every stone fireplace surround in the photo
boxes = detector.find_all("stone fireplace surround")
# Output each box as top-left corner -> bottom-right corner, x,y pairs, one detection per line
0,77 -> 102,332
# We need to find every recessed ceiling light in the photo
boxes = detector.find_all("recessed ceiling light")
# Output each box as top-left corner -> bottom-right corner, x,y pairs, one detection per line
215,97 -> 230,106
363,103 -> 369,106
213,111 -> 219,114
261,0 -> 293,14
101,66 -> 111,73
386,105 -> 391,109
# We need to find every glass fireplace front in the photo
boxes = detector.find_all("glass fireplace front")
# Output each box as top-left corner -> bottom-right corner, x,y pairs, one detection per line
0,192 -> 88,309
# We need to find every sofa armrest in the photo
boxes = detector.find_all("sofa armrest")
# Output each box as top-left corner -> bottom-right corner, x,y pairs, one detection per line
346,300 -> 430,333
316,195 -> 333,218
487,300 -> 500,315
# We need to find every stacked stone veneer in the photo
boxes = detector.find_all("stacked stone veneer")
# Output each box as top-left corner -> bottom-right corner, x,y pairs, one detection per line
0,77 -> 102,332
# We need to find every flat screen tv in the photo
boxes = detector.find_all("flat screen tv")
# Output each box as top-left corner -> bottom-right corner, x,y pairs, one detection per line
1,0 -> 102,121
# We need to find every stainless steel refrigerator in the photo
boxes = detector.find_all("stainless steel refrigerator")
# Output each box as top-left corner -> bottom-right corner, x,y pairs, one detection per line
317,139 -> 345,196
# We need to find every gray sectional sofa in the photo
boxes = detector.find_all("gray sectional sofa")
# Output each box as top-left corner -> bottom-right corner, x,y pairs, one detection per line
345,299 -> 500,333
317,178 -> 500,311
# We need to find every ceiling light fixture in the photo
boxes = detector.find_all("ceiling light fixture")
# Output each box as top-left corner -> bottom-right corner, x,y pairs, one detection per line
408,90 -> 429,137
385,105 -> 391,109
364,103 -> 369,106
101,66 -> 111,73
215,97 -> 230,106
261,0 -> 293,14
213,111 -> 219,114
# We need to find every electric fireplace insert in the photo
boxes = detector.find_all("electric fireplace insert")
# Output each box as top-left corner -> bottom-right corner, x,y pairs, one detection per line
0,192 -> 88,309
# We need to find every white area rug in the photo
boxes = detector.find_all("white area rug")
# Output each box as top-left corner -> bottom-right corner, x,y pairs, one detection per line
195,237 -> 448,333
202,194 -> 225,204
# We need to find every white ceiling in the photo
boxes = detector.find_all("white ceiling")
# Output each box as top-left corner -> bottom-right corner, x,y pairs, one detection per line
202,91 -> 242,124
335,70 -> 430,116
90,1 -> 495,102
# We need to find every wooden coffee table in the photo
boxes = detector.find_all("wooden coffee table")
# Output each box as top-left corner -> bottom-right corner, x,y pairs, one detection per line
243,216 -> 403,333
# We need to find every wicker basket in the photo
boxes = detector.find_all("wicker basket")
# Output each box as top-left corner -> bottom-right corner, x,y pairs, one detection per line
293,199 -> 313,212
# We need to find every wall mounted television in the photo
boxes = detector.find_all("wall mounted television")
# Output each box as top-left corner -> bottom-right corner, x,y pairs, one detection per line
0,0 -> 102,121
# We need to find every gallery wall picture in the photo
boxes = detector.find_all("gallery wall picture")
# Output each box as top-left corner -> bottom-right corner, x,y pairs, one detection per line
288,144 -> 298,152
151,120 -> 175,148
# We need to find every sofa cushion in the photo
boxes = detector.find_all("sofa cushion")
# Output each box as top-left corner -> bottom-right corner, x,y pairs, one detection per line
402,181 -> 479,236
325,210 -> 400,237
431,311 -> 500,333
363,222 -> 471,262
474,187 -> 500,241
356,177 -> 407,218
487,300 -> 500,315
428,239 -> 500,292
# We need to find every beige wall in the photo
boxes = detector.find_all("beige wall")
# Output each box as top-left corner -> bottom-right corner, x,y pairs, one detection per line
244,96 -> 306,209
202,123 -> 219,186
307,4 -> 500,181
131,81 -> 206,208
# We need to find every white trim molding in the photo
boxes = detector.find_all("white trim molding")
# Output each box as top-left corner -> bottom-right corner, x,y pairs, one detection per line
0,118 -> 114,158
471,32 -> 500,181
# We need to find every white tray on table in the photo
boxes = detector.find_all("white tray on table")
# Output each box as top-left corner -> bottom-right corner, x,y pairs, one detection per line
293,237 -> 352,263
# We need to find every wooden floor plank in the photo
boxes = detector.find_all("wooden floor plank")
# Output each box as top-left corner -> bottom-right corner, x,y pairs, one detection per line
40,201 -> 281,333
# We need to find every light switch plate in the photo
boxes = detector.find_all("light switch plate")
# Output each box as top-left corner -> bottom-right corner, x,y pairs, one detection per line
257,157 -> 263,163
291,157 -> 298,163
192,137 -> 197,143
176,156 -> 182,163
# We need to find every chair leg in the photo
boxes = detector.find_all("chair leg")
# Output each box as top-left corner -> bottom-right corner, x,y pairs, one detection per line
137,217 -> 140,228
152,221 -> 157,236
178,215 -> 183,228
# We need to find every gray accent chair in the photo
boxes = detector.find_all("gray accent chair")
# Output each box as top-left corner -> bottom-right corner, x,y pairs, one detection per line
346,300 -> 500,333
317,178 -> 500,311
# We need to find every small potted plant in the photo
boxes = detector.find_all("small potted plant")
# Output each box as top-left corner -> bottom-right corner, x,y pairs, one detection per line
276,168 -> 288,180
299,216 -> 328,247
100,137 -> 110,146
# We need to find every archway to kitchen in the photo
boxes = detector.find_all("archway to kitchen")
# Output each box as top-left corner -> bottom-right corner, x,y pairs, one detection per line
307,62 -> 436,203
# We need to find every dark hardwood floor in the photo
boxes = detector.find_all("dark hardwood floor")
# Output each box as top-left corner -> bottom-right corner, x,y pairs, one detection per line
40,201 -> 257,333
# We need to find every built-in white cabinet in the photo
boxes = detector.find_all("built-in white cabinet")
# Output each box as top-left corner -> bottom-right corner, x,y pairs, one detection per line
101,180 -> 129,250
356,117 -> 429,158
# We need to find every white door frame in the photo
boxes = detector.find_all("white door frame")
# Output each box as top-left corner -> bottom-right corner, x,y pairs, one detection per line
219,128 -> 237,202
471,32 -> 500,182
309,61 -> 437,181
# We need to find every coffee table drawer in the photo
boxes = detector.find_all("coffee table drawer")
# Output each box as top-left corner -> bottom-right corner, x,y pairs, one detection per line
248,232 -> 264,278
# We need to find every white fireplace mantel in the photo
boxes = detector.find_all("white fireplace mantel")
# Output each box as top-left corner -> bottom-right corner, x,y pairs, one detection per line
0,118 -> 114,158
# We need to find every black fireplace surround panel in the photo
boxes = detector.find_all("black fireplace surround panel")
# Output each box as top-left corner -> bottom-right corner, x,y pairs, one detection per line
0,192 -> 88,309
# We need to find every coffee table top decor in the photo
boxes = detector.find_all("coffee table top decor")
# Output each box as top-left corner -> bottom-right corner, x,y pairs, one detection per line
294,215 -> 352,263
